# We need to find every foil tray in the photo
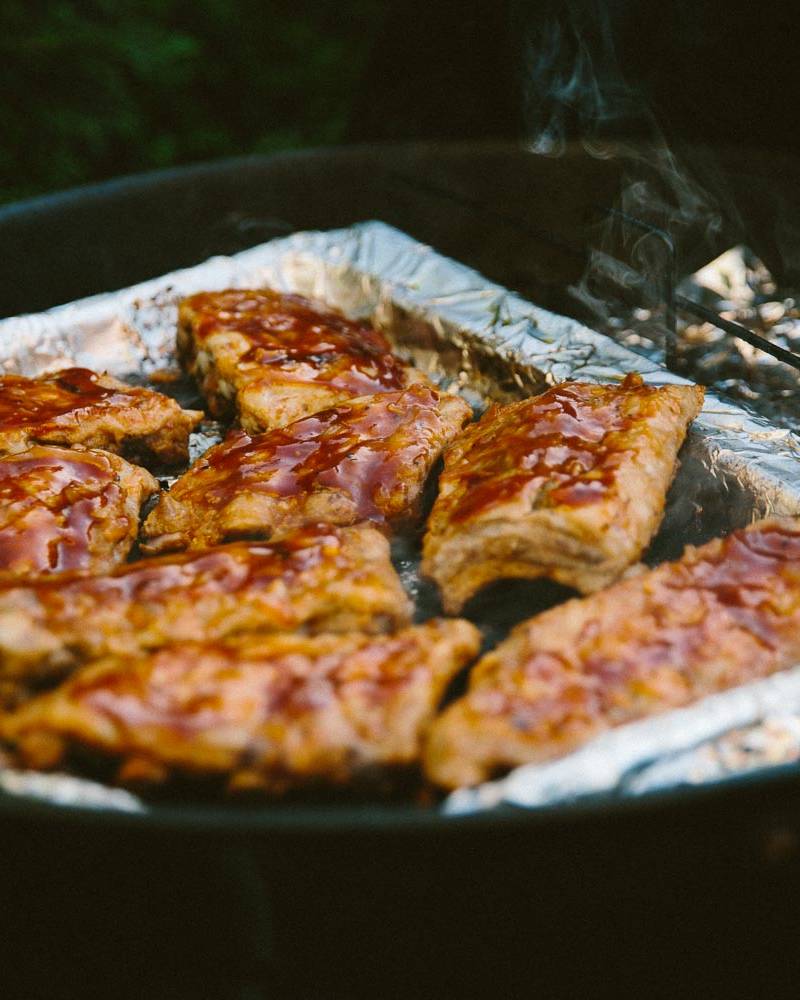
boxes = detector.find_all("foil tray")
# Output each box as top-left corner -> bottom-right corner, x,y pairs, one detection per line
2,219 -> 800,817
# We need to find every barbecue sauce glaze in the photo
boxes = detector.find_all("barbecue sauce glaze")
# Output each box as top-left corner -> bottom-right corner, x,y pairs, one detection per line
182,288 -> 408,395
0,448 -> 128,576
0,369 -> 150,429
0,525 -> 350,614
442,372 -> 663,522
167,383 -> 448,523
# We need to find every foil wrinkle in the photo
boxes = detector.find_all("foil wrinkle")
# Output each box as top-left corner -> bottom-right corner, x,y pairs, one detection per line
1,221 -> 800,815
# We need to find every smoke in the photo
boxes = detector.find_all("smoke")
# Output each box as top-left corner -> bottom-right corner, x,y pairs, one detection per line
519,0 -> 728,333
522,0 -> 639,157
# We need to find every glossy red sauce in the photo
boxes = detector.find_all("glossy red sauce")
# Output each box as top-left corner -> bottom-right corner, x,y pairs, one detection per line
445,373 -> 658,522
172,384 -> 444,521
477,521 -> 800,730
0,449 -> 124,574
4,525 -> 345,613
183,289 -> 407,394
0,369 -> 139,429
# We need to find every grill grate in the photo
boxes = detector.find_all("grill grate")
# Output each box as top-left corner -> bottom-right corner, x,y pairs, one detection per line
391,170 -> 800,376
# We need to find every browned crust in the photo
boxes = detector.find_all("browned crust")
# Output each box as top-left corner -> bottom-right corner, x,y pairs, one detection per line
141,386 -> 472,553
2,620 -> 481,792
0,368 -> 203,466
425,517 -> 800,789
0,523 -> 413,689
421,375 -> 704,612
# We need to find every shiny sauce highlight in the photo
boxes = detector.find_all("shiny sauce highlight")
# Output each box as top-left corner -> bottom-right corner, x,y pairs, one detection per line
4,526 -> 345,616
0,449 -> 124,575
447,374 -> 656,522
173,385 -> 444,521
184,289 -> 407,394
0,369 -> 135,430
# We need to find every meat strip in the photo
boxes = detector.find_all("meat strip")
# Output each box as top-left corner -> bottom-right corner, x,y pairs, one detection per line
425,518 -> 800,789
2,620 -> 480,792
422,373 -> 704,611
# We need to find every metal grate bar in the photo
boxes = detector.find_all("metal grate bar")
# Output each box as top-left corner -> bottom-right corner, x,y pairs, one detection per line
594,205 -> 678,368
675,293 -> 800,373
389,169 -> 800,375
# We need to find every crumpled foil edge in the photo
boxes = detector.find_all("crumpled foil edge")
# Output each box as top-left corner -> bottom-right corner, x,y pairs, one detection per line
444,665 -> 800,815
0,767 -> 145,813
1,219 -> 800,815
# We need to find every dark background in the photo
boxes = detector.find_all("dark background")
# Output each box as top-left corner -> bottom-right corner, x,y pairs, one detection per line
4,0 -> 800,207
0,1 -> 384,205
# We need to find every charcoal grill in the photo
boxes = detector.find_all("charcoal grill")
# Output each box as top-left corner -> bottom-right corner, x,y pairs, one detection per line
3,141 -> 800,999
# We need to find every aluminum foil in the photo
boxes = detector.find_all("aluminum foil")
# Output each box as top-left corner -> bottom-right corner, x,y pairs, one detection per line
601,245 -> 800,435
1,219 -> 800,817
445,666 -> 800,815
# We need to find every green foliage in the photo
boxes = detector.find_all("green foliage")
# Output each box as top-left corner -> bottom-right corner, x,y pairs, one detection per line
0,1 -> 384,203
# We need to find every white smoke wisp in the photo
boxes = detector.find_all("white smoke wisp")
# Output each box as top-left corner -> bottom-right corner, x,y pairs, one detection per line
519,0 -> 728,334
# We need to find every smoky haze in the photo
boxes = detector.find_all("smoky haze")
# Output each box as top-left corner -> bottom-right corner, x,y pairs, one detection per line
520,0 -> 728,331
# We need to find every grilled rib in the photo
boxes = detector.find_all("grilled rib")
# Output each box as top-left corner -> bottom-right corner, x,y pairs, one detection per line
141,384 -> 472,553
0,446 -> 158,580
0,368 -> 203,465
2,620 -> 480,792
425,517 -> 800,789
178,288 -> 433,433
0,523 -> 412,696
421,373 -> 704,612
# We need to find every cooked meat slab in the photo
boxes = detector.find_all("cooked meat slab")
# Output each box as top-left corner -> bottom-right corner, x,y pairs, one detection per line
421,373 -> 704,612
0,368 -> 203,465
141,384 -> 472,553
0,446 -> 157,580
425,518 -> 800,789
2,620 -> 481,791
0,523 -> 412,695
178,288 -> 432,432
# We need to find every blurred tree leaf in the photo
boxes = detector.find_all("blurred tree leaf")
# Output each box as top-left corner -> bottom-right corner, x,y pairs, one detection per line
0,0 -> 384,203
